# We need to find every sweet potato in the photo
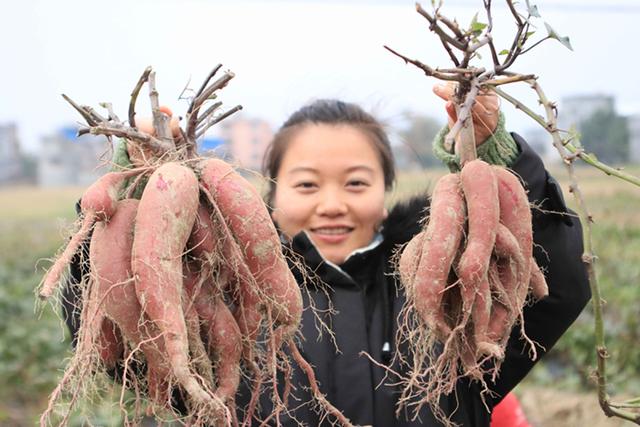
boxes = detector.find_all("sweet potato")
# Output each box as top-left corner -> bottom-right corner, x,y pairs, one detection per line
486,261 -> 511,348
398,230 -> 425,292
97,318 -> 124,371
199,159 -> 302,336
184,268 -> 241,404
90,198 -> 172,404
131,162 -> 211,406
457,160 -> 499,300
188,204 -> 219,261
493,167 -> 533,305
529,260 -> 548,300
39,169 -> 141,299
410,173 -> 466,341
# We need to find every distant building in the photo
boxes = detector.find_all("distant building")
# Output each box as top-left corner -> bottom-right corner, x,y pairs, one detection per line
629,114 -> 640,163
217,117 -> 274,172
559,94 -> 615,130
38,126 -> 108,187
0,123 -> 26,185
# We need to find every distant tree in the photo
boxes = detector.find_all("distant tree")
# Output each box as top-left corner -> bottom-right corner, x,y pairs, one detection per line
579,109 -> 629,164
396,112 -> 444,169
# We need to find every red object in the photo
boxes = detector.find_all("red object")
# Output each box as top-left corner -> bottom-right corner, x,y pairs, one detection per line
491,392 -> 532,427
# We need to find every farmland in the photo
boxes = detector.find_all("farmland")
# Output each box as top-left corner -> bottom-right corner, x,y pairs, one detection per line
1,163 -> 639,425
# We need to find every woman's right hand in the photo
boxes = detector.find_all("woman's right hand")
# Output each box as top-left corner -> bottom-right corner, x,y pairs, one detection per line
433,82 -> 501,146
128,106 -> 182,166
134,106 -> 182,138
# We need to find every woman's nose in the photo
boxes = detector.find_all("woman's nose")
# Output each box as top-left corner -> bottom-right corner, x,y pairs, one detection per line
316,190 -> 348,217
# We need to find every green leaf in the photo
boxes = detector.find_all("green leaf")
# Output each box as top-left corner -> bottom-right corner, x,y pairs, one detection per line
499,49 -> 509,55
469,12 -> 487,34
526,31 -> 536,38
557,35 -> 573,51
544,22 -> 574,51
525,0 -> 541,17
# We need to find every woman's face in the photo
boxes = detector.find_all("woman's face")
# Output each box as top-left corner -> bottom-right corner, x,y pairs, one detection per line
271,123 -> 388,265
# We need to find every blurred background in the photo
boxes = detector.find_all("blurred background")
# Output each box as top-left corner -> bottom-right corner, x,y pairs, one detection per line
1,0 -> 640,425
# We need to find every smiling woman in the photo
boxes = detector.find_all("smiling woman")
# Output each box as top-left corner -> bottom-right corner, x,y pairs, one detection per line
247,97 -> 590,426
270,123 -> 388,264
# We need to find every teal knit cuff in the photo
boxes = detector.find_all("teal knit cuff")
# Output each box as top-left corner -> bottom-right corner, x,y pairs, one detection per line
110,139 -> 148,199
110,138 -> 132,172
432,112 -> 519,171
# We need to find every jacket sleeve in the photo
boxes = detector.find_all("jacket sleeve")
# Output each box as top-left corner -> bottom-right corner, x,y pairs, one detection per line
61,201 -> 89,347
489,134 -> 591,405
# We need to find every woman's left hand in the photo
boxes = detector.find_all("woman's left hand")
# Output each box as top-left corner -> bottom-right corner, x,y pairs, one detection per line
433,82 -> 501,146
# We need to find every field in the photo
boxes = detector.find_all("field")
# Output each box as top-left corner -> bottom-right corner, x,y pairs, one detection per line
1,164 -> 639,426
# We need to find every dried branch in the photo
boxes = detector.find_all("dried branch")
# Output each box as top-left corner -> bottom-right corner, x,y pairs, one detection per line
80,124 -> 172,154
415,3 -> 467,51
186,71 -> 236,142
195,101 -> 223,129
128,66 -> 152,128
492,81 -> 640,424
82,105 -> 109,124
444,78 -> 480,163
439,38 -> 461,67
147,71 -> 174,149
520,36 -> 551,56
505,0 -> 523,26
61,94 -> 98,127
384,46 -> 464,82
530,80 -> 640,425
437,14 -> 464,40
195,105 -> 243,140
482,74 -> 536,86
491,85 -> 640,187
188,64 -> 223,114
99,102 -> 120,122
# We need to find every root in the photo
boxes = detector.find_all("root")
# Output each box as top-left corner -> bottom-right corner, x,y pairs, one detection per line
38,214 -> 94,300
288,342 -> 354,427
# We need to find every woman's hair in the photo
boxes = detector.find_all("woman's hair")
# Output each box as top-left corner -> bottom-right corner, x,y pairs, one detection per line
262,99 -> 395,204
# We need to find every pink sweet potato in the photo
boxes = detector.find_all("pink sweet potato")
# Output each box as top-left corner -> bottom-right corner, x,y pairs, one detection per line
199,159 -> 302,337
493,166 -> 533,304
97,319 -> 124,370
529,260 -> 548,300
410,173 -> 466,340
131,162 -> 210,405
90,198 -> 172,404
455,160 -> 499,346
184,266 -> 242,404
39,169 -> 141,299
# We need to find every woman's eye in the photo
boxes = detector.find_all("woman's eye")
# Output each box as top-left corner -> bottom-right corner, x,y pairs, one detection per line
294,182 -> 316,190
347,180 -> 369,188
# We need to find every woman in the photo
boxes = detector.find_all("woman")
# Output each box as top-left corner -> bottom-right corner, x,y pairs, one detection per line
239,87 -> 590,425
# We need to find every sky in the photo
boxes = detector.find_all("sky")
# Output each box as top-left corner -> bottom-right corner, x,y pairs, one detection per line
2,0 -> 639,153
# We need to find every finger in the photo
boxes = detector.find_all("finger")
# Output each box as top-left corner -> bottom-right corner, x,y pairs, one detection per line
159,105 -> 173,117
445,101 -> 457,126
135,117 -> 156,136
474,91 -> 500,114
433,82 -> 456,101
169,115 -> 181,138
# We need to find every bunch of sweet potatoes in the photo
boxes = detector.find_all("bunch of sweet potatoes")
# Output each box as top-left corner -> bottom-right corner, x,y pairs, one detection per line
397,159 -> 547,413
37,68 -> 305,427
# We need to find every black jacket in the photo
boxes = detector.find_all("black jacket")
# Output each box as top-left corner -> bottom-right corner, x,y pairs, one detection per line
63,135 -> 590,426
238,134 -> 591,426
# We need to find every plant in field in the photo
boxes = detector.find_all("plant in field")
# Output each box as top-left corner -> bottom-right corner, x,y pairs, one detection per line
386,1 -> 640,424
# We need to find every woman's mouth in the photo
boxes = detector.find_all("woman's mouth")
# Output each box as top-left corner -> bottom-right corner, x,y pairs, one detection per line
311,226 -> 354,243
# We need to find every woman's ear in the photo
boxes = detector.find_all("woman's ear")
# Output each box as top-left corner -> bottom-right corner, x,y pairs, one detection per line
382,207 -> 389,221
